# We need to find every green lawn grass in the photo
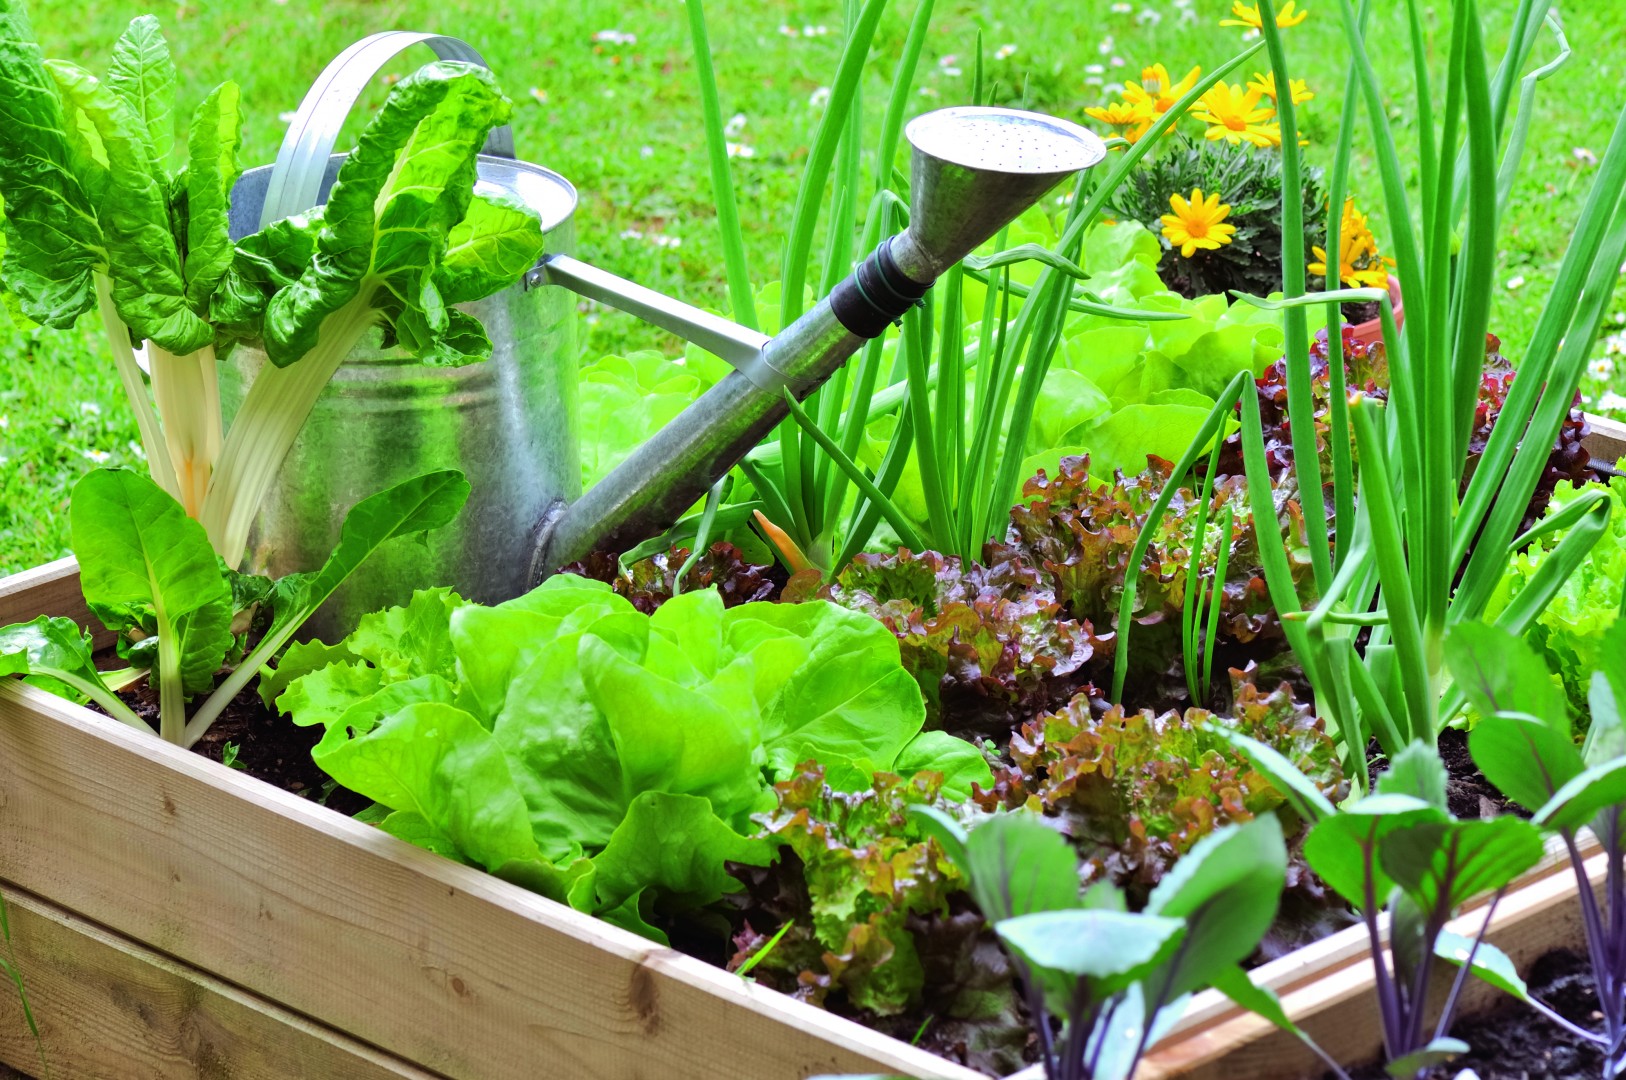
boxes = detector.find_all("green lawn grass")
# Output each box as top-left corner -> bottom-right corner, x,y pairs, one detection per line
2,0 -> 1622,574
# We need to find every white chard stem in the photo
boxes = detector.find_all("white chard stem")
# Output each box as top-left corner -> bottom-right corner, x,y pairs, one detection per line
148,341 -> 223,521
94,275 -> 182,502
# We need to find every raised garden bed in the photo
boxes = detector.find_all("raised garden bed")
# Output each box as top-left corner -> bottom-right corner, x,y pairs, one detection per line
0,413 -> 1619,1080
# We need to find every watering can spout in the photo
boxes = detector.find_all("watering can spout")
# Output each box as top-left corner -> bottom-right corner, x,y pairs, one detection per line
528,107 -> 1105,583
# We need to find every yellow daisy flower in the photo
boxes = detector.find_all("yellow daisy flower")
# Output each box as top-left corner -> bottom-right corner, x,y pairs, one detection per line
1085,99 -> 1155,143
1161,188 -> 1238,257
1123,63 -> 1203,118
1220,1 -> 1309,29
1247,71 -> 1315,105
1191,82 -> 1282,147
1310,232 -> 1390,288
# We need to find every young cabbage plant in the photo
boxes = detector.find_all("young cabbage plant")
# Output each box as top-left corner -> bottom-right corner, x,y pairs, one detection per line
0,468 -> 469,747
914,806 -> 1288,1080
0,5 -> 542,565
1222,732 -> 1546,1079
1446,620 -> 1626,1075
1220,0 -> 1622,777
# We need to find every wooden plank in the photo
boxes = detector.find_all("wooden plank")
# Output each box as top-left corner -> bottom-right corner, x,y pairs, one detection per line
1587,412 -> 1626,465
1136,848 -> 1605,1080
0,883 -> 441,1079
0,573 -> 983,1080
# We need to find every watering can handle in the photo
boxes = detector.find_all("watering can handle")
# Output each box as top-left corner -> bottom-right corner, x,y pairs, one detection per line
259,31 -> 516,229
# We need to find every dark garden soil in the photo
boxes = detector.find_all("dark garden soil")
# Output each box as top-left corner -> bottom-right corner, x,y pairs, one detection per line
1342,298 -> 1382,325
91,678 -> 371,817
1341,949 -> 1606,1080
1367,727 -> 1517,820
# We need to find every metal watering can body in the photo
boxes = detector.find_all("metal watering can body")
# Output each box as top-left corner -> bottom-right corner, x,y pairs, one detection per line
222,32 -> 1106,634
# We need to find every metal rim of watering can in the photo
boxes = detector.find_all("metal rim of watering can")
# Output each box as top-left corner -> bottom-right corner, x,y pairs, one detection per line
260,30 -> 517,229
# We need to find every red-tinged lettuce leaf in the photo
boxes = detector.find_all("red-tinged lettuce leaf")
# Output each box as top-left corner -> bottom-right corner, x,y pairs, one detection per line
561,542 -> 779,614
975,668 -> 1345,912
794,549 -> 1105,740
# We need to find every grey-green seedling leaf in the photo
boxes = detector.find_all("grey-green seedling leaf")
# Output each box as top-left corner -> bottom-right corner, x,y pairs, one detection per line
264,62 -> 510,368
1582,622 -> 1626,767
1469,712 -> 1584,816
0,0 -> 106,327
996,909 -> 1185,997
1384,1037 -> 1468,1079
1382,817 -> 1546,916
1376,741 -> 1449,810
183,80 -> 243,313
70,468 -> 233,696
909,805 -> 968,869
1143,816 -> 1287,1001
1535,757 -> 1626,833
1209,965 -> 1303,1036
1433,931 -> 1529,1002
435,191 -> 545,305
1445,622 -> 1566,733
1207,725 -> 1335,824
0,615 -> 120,707
962,812 -> 1080,924
46,59 -> 208,352
1303,795 -> 1445,909
104,15 -> 174,165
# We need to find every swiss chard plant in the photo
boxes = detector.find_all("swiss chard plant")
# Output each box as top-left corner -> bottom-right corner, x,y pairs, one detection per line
271,578 -> 990,940
916,805 -> 1289,1080
1447,620 -> 1626,1075
0,4 -> 543,566
0,468 -> 468,746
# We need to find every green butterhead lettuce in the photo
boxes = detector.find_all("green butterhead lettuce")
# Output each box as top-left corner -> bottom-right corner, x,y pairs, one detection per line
279,580 -> 987,939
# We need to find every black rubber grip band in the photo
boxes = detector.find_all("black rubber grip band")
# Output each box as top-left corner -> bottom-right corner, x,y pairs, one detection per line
830,238 -> 935,339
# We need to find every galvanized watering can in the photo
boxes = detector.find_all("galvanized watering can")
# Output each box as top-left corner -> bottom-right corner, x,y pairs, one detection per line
223,32 -> 1105,633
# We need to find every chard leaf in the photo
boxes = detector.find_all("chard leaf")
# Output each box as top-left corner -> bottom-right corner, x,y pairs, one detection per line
1469,712 -> 1585,816
104,15 -> 174,165
435,191 -> 544,304
0,615 -> 132,720
182,80 -> 242,312
264,62 -> 509,368
70,468 -> 233,697
45,59 -> 207,352
210,209 -> 320,333
263,470 -> 470,641
0,0 -> 105,326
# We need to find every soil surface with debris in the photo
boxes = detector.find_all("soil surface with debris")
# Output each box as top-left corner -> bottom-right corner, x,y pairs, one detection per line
94,678 -> 370,816
1367,728 -> 1518,820
1341,949 -> 1606,1080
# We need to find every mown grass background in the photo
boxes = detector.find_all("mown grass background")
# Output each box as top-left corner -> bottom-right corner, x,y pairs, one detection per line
2,0 -> 1622,574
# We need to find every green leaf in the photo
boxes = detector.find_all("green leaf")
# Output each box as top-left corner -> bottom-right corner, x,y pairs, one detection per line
264,62 -> 510,368
962,812 -> 1079,924
1375,742 -> 1450,811
586,791 -> 771,914
436,192 -> 545,304
892,729 -> 993,801
1303,795 -> 1444,909
0,615 -> 137,725
1583,621 -> 1626,767
1535,757 -> 1626,833
1382,817 -> 1546,914
45,59 -> 207,353
1433,931 -> 1529,1002
182,80 -> 243,313
104,15 -> 174,166
70,468 -> 233,698
1143,817 -> 1287,1000
1207,726 -> 1336,825
1469,713 -> 1584,816
1210,965 -> 1304,1037
995,908 -> 1185,989
259,637 -> 357,709
0,0 -> 106,327
1445,622 -> 1566,729
1385,1038 -> 1468,1079
264,470 -> 471,641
